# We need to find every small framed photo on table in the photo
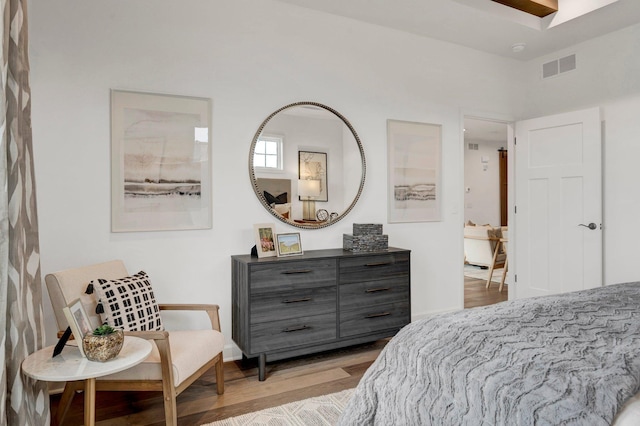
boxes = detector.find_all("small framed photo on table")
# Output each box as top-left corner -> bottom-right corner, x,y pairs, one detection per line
276,233 -> 303,257
63,299 -> 94,357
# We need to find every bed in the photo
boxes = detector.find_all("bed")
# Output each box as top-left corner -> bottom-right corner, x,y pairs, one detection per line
338,282 -> 640,425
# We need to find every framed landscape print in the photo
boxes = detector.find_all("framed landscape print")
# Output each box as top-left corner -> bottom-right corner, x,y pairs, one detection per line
275,232 -> 303,257
387,119 -> 442,223
111,90 -> 212,232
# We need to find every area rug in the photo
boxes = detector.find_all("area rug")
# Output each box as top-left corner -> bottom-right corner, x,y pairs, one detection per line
464,264 -> 508,285
202,388 -> 354,426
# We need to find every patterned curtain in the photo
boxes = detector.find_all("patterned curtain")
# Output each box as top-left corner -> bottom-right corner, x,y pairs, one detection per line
0,0 -> 49,424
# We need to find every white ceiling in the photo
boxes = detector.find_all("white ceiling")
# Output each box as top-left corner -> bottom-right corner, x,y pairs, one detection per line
275,0 -> 640,61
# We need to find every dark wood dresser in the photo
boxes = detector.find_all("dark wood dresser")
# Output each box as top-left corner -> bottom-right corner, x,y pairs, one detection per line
231,247 -> 411,380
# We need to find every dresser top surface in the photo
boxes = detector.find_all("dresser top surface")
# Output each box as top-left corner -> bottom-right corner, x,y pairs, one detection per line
232,247 -> 410,264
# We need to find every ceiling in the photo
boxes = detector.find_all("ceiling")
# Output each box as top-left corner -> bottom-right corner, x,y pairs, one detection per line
464,118 -> 508,145
275,0 -> 640,61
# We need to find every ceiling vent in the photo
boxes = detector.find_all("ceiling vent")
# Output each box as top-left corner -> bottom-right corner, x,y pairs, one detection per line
468,143 -> 479,151
542,54 -> 576,79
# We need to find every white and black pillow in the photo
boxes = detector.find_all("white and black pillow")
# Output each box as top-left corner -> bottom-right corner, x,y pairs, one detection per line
87,271 -> 163,331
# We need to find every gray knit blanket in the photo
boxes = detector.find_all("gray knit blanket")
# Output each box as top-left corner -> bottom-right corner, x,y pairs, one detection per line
338,282 -> 640,425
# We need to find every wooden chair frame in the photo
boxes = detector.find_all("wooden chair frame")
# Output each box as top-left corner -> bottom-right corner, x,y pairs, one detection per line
53,304 -> 224,426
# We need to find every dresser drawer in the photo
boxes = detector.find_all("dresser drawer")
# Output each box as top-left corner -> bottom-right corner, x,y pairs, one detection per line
340,302 -> 410,338
339,253 -> 409,284
251,312 -> 337,353
250,259 -> 337,294
251,286 -> 336,324
340,277 -> 409,311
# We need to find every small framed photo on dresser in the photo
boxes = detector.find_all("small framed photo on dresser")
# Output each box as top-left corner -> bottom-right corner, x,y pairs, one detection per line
254,223 -> 277,258
276,233 -> 303,257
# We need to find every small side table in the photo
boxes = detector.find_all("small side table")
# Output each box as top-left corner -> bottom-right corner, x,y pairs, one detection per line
22,336 -> 152,426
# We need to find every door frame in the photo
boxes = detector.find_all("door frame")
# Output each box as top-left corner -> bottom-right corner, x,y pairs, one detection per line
460,110 -> 515,306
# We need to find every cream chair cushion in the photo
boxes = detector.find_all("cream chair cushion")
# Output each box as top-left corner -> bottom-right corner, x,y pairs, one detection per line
102,329 -> 224,387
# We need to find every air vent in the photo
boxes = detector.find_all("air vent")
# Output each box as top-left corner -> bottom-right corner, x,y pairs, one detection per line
468,143 -> 479,151
542,54 -> 576,79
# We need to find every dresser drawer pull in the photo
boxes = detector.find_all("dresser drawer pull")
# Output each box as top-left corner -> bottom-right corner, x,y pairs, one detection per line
365,287 -> 391,293
282,269 -> 313,274
365,312 -> 391,319
282,325 -> 310,333
364,261 -> 392,267
282,297 -> 312,304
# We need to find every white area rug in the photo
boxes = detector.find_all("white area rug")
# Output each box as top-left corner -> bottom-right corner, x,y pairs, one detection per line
464,264 -> 509,285
202,388 -> 354,426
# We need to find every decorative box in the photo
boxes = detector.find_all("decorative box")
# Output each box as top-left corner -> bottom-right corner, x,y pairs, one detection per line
344,223 -> 388,252
353,223 -> 383,236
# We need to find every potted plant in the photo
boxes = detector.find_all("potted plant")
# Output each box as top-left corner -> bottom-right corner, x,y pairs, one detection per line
82,324 -> 124,362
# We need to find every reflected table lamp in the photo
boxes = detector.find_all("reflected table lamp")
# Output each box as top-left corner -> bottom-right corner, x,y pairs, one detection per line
298,179 -> 321,220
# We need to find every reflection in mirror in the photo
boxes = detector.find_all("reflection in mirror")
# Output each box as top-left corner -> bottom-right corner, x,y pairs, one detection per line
250,102 -> 366,229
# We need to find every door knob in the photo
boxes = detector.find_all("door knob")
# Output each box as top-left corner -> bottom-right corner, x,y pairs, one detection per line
578,223 -> 597,230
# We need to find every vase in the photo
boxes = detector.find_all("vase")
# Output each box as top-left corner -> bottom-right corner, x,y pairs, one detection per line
82,329 -> 124,362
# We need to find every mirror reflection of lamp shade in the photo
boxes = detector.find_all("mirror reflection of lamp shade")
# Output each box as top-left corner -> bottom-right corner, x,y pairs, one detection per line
298,179 -> 321,199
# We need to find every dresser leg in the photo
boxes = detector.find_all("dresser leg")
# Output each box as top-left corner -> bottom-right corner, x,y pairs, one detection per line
259,353 -> 266,381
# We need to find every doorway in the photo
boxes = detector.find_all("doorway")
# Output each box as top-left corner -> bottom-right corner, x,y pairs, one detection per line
463,117 -> 510,308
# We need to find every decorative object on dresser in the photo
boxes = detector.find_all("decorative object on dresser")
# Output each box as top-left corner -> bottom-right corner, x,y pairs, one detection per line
253,223 -> 277,258
231,247 -> 411,381
275,232 -> 303,257
343,223 -> 389,252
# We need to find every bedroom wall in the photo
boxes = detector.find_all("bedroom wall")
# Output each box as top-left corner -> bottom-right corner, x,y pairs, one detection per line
521,22 -> 640,286
28,0 -> 524,358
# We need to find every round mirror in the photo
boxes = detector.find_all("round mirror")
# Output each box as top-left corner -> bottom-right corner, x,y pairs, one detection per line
249,102 -> 366,229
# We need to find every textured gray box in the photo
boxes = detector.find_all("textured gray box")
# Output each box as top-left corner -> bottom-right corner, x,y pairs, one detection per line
343,234 -> 388,252
353,223 -> 383,236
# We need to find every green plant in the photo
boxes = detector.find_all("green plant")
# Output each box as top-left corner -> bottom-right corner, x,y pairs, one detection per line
92,324 -> 116,336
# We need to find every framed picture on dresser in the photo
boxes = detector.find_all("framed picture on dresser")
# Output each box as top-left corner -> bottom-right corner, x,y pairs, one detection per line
275,232 -> 303,257
254,223 -> 277,258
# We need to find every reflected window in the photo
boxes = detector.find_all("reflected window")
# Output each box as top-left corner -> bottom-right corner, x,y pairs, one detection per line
254,135 -> 283,170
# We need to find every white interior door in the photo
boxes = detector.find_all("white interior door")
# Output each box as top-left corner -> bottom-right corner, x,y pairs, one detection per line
513,107 -> 602,299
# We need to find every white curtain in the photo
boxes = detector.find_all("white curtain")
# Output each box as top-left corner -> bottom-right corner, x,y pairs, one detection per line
0,0 -> 49,424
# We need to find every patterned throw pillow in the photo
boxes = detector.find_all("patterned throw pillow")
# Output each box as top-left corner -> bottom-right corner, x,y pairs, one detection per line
88,271 -> 163,331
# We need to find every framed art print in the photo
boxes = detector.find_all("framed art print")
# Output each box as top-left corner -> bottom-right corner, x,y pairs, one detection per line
63,299 -> 93,357
275,232 -> 303,257
254,223 -> 277,258
111,90 -> 212,232
387,119 -> 442,223
298,151 -> 328,202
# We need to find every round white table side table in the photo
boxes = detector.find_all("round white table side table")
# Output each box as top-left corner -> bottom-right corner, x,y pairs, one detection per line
22,336 -> 152,426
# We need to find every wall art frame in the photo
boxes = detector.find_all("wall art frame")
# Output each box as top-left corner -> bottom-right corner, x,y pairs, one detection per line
298,150 -> 328,202
276,232 -> 303,257
111,89 -> 212,232
254,223 -> 277,258
63,298 -> 93,357
387,119 -> 442,223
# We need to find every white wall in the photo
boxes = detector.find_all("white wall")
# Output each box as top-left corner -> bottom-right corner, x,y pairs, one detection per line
463,140 -> 505,227
521,22 -> 640,286
29,0 -> 524,358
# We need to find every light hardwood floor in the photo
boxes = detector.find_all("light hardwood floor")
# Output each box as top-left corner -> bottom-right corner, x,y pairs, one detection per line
50,277 -> 504,425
